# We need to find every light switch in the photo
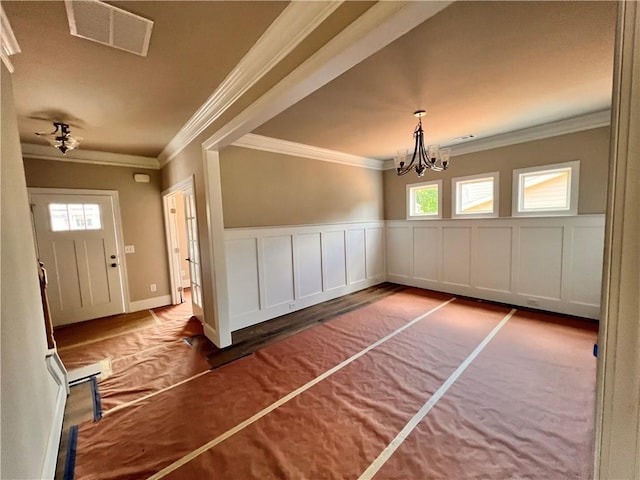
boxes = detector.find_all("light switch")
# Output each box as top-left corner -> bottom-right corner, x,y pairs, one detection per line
125,245 -> 135,254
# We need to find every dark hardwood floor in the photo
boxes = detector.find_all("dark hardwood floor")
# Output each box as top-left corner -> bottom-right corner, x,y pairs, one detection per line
199,282 -> 409,369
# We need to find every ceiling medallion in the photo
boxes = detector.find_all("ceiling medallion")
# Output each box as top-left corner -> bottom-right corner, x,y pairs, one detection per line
36,122 -> 82,155
394,110 -> 451,176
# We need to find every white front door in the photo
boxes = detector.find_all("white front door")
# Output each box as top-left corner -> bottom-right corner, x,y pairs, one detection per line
30,190 -> 126,326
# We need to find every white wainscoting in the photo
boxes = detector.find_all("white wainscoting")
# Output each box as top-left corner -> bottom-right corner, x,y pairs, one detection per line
225,222 -> 385,331
387,215 -> 605,319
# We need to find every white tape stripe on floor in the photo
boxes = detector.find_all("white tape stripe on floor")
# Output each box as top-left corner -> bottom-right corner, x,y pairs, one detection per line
103,369 -> 211,417
147,296 -> 457,480
358,308 -> 517,480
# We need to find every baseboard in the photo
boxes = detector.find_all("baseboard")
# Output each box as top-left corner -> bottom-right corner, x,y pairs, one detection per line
42,350 -> 68,480
129,294 -> 171,312
67,361 -> 102,385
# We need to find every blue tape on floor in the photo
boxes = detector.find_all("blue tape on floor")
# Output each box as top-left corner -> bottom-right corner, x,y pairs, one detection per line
63,425 -> 78,480
90,376 -> 102,421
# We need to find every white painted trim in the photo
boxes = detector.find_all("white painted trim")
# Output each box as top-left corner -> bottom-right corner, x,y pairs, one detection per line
158,2 -> 343,166
406,179 -> 443,220
225,221 -> 385,330
21,143 -> 160,169
594,2 -> 640,477
1,4 -> 20,73
231,134 -> 384,170
129,294 -> 171,312
451,171 -> 500,219
203,149 -> 232,347
202,1 -> 453,152
383,110 -> 612,170
359,309 -> 517,480
512,160 -> 580,217
42,350 -> 67,480
67,362 -> 102,384
386,215 -> 605,319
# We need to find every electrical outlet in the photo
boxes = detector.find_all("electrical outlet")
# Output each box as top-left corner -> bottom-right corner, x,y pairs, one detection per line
125,245 -> 135,254
150,283 -> 157,292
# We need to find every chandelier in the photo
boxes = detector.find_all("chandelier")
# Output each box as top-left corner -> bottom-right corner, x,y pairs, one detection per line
394,110 -> 451,176
36,122 -> 82,155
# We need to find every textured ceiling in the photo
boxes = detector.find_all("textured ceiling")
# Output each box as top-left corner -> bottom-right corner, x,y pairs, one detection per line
4,1 -> 617,161
255,1 -> 617,160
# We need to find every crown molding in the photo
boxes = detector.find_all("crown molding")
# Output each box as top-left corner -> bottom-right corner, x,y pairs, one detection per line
202,1 -> 453,154
158,1 -> 342,167
232,133 -> 384,170
382,110 -> 612,169
1,5 -> 21,73
21,143 -> 160,170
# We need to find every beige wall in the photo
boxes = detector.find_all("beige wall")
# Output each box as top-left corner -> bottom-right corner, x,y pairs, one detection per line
23,159 -> 170,302
384,127 -> 611,219
1,64 -> 60,479
219,146 -> 384,228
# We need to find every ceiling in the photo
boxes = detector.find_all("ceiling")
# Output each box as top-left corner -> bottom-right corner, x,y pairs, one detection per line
4,1 -> 617,162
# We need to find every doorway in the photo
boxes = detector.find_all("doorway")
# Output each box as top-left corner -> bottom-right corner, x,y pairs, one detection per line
163,176 -> 203,322
29,188 -> 128,326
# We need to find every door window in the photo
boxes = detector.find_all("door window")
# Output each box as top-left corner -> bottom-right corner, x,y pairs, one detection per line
49,203 -> 102,231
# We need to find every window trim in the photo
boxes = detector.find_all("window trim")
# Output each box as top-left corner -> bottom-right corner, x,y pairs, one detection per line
406,179 -> 443,220
451,171 -> 500,219
512,160 -> 580,217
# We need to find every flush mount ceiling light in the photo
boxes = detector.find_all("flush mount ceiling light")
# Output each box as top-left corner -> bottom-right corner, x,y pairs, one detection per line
36,122 -> 82,155
394,110 -> 451,177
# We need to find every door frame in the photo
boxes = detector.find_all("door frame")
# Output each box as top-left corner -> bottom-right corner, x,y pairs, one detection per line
28,187 -> 131,315
162,176 -> 204,314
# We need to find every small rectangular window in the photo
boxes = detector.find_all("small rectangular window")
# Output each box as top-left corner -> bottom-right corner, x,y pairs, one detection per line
452,172 -> 499,218
407,180 -> 442,219
513,161 -> 579,216
49,203 -> 102,231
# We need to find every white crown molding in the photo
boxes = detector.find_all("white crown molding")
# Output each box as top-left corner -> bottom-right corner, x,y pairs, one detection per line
202,1 -> 453,154
1,5 -> 21,73
21,143 -> 160,170
382,110 -> 612,169
158,1 -> 343,167
232,133 -> 384,170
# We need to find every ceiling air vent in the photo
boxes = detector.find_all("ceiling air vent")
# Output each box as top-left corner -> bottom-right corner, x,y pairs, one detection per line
64,0 -> 153,57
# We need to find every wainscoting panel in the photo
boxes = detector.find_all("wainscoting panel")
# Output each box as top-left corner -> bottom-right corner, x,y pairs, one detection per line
569,225 -> 605,307
476,226 -> 512,293
517,226 -> 564,300
387,226 -> 412,278
295,233 -> 323,299
262,235 -> 295,309
386,216 -> 605,319
225,222 -> 385,331
413,226 -> 439,282
323,230 -> 347,291
347,229 -> 366,284
442,227 -> 472,287
225,237 -> 260,318
365,227 -> 384,279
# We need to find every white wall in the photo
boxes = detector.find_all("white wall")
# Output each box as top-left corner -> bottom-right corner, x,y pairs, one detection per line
386,215 -> 604,319
1,65 -> 63,478
225,222 -> 385,331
